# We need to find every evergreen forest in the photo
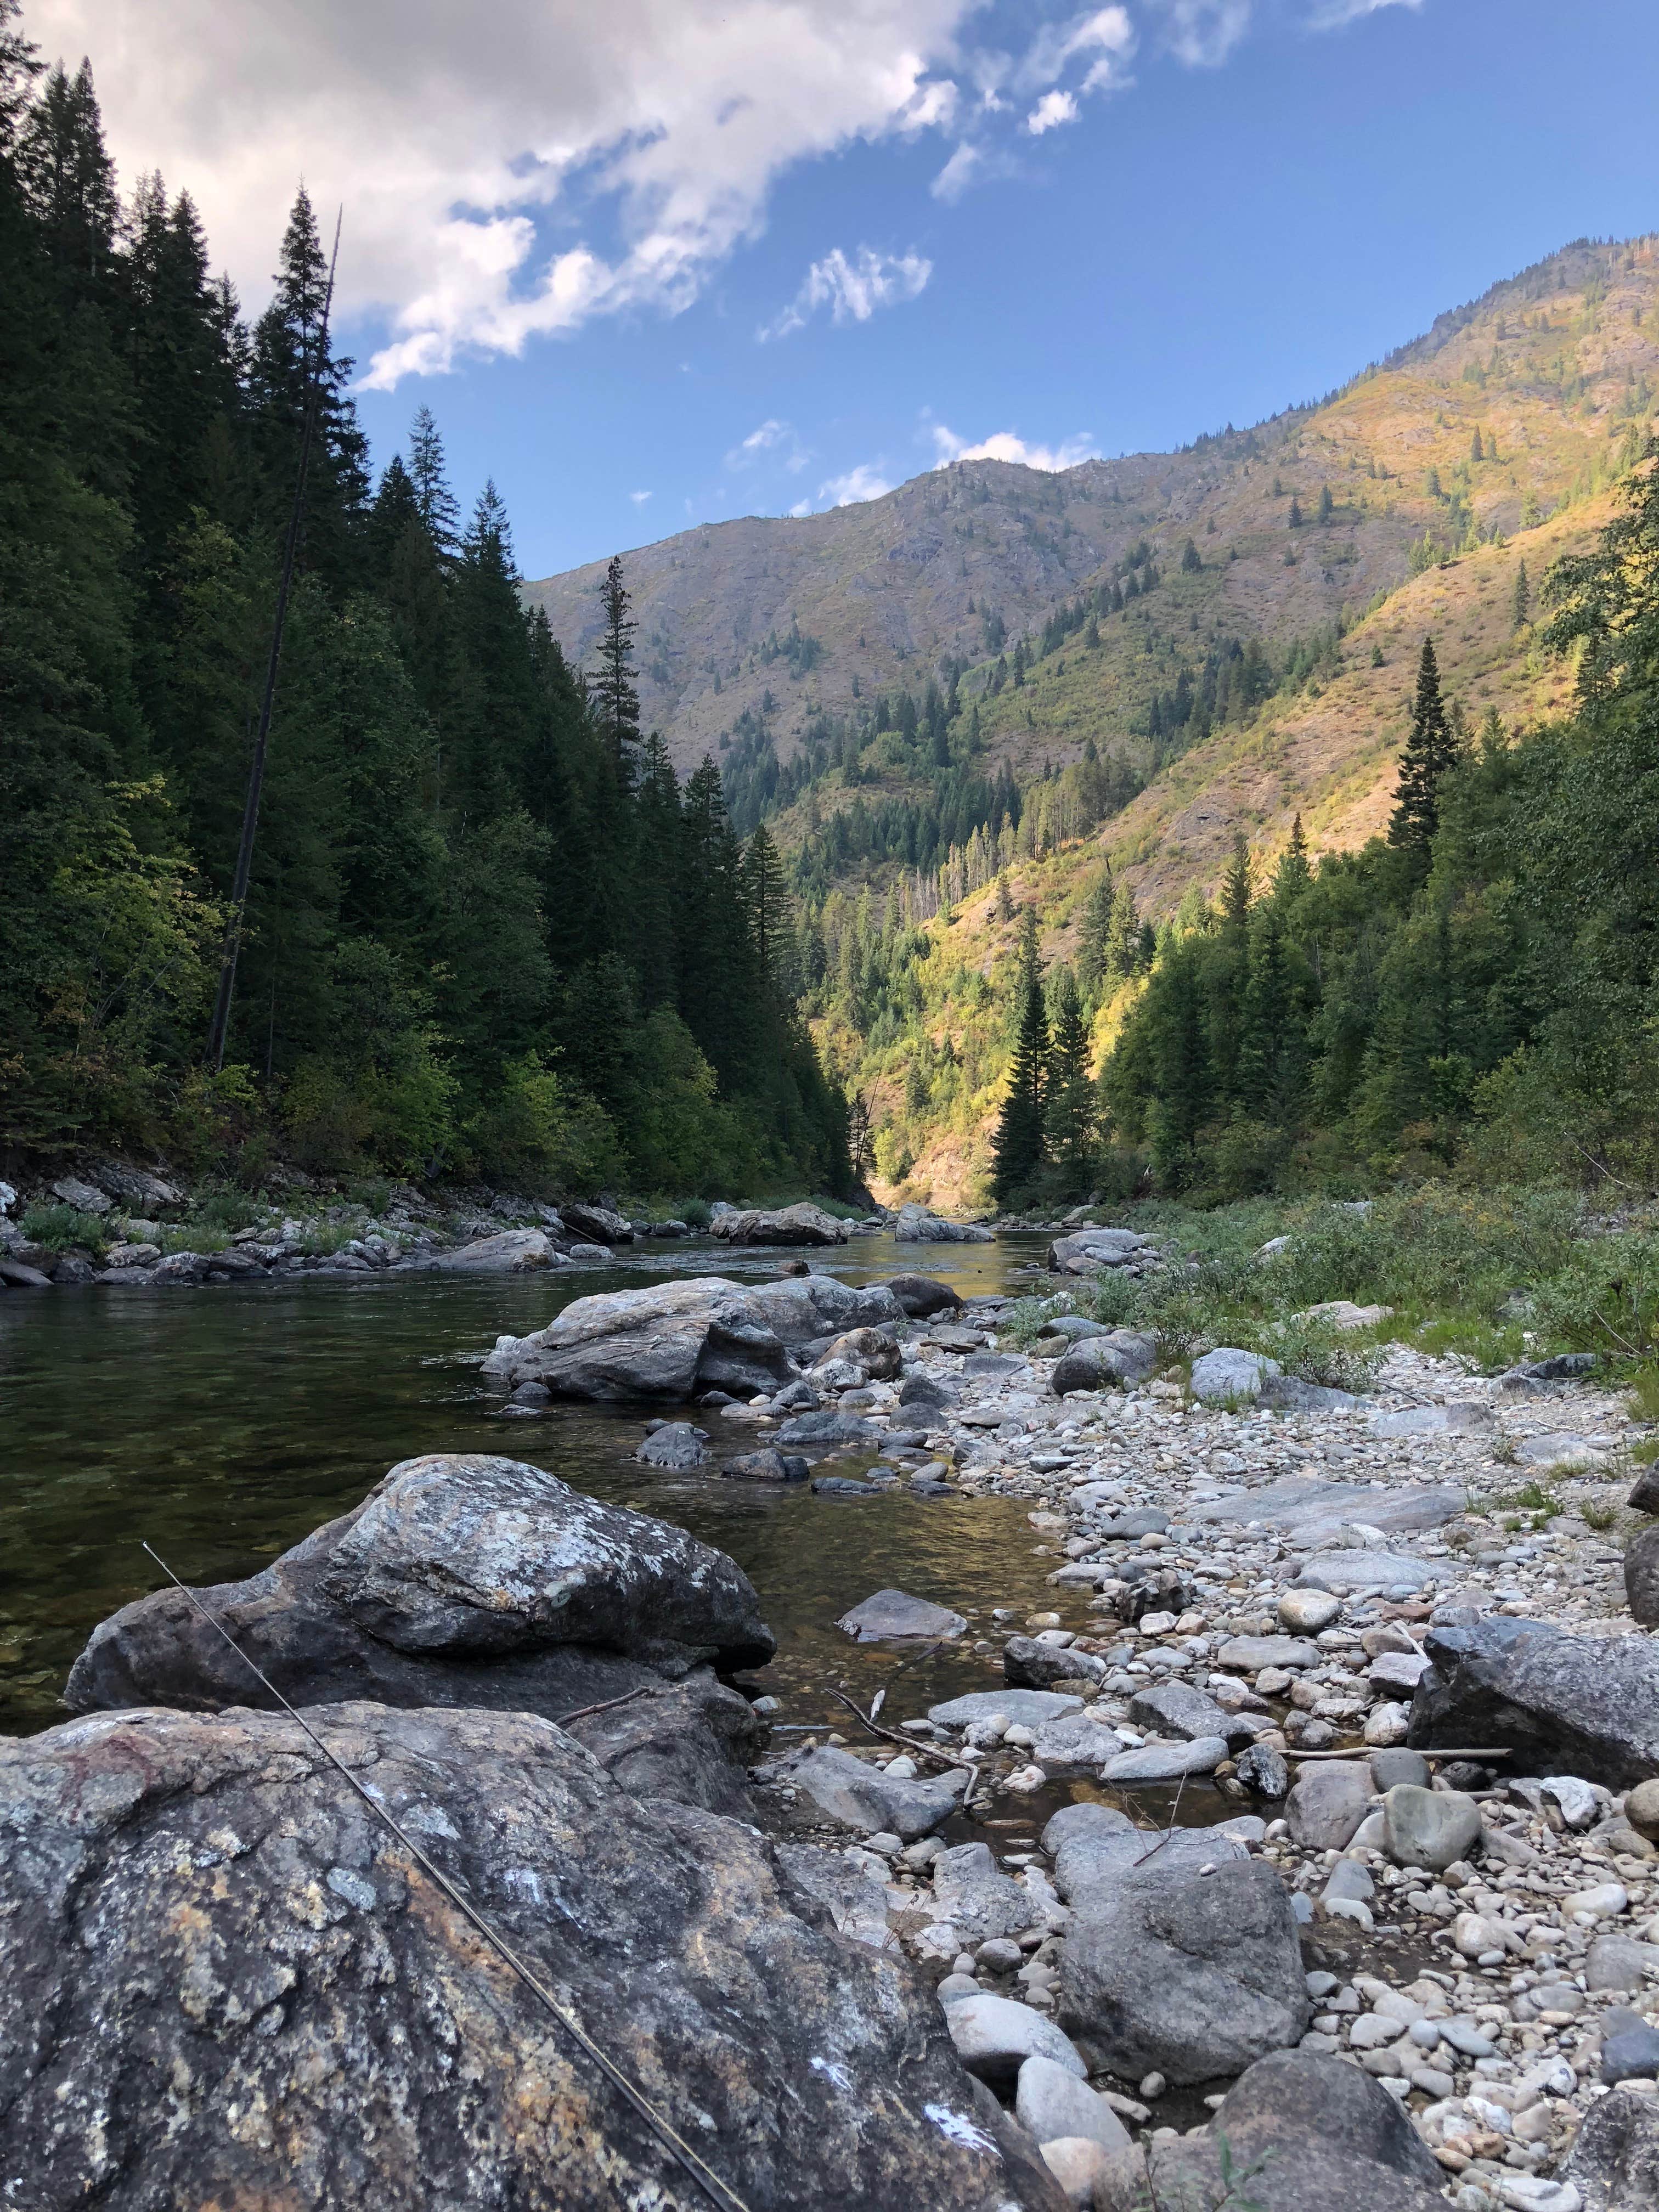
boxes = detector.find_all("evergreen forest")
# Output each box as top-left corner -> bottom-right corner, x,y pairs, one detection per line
0,10 -> 850,1200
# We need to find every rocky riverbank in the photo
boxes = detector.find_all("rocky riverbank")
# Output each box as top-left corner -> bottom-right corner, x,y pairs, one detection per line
9,1250 -> 1659,2209
0,1166 -> 929,1288
657,1280 -> 1658,2211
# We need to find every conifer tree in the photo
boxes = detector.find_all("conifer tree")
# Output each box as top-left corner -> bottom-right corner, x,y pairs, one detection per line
1076,866 -> 1114,998
1512,558 -> 1530,629
1103,881 -> 1142,986
743,821 -> 793,995
1272,812 -> 1312,902
592,552 -> 641,780
1220,832 -> 1253,932
1317,483 -> 1333,522
991,907 -> 1048,1201
1288,495 -> 1302,528
1236,906 -> 1302,1122
408,404 -> 460,555
1389,636 -> 1459,864
1045,968 -> 1096,1188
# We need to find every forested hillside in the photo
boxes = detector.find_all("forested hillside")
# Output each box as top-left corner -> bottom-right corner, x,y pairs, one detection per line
0,3 -> 848,1199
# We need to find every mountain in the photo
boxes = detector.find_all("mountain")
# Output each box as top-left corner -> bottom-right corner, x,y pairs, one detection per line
527,233 -> 1659,894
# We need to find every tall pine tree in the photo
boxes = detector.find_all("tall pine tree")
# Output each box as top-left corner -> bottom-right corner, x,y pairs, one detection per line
991,908 -> 1049,1201
1389,635 -> 1458,864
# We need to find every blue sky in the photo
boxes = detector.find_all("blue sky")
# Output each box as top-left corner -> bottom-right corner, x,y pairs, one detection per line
48,0 -> 1659,577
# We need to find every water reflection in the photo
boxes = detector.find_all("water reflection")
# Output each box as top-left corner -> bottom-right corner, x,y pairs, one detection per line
0,1233 -> 1058,1734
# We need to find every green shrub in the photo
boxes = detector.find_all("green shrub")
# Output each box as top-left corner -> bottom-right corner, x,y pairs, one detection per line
19,1203 -> 109,1255
680,1197 -> 713,1229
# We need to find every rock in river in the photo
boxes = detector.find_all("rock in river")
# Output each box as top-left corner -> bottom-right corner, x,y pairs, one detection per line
0,1702 -> 1063,2212
712,1201 -> 850,1245
430,1227 -> 560,1272
887,1273 -> 963,1317
560,1199 -> 634,1243
66,1454 -> 774,1813
837,1589 -> 968,1641
893,1203 -> 994,1243
1058,1860 -> 1310,2085
483,1273 -> 902,1402
787,1743 -> 967,1839
1409,1616 -> 1659,1787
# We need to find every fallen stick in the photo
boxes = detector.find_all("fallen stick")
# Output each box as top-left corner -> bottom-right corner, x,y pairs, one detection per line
823,1684 -> 972,1775
1284,1744 -> 1511,1760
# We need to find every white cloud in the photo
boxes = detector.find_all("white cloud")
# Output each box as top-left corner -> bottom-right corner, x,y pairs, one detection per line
932,422 -> 1099,471
761,245 -> 932,340
1018,7 -> 1135,92
629,489 -> 652,503
29,0 -> 974,386
728,416 -> 810,470
1026,89 -> 1079,134
818,462 -> 895,506
1152,0 -> 1254,65
1305,0 -> 1421,25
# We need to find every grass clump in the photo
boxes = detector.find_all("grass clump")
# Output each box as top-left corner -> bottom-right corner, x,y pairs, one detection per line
1582,1498 -> 1619,1531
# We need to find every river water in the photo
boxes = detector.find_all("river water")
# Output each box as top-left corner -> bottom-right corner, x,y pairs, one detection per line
0,1231 -> 1069,1739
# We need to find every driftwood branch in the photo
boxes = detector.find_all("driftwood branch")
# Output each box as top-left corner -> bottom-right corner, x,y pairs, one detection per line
1285,1744 -> 1511,1761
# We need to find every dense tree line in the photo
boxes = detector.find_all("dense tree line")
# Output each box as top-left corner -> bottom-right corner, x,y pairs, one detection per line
0,10 -> 848,1197
1096,451 -> 1659,1199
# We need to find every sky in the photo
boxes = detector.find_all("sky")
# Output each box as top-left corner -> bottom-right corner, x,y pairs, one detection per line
31,0 -> 1659,578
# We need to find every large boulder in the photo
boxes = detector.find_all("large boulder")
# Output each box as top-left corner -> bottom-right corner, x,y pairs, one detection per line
838,1589 -> 967,1641
1147,2050 -> 1449,2212
485,1274 -> 913,1404
815,1326 -> 902,1381
1409,1617 -> 1659,1787
893,1204 -> 994,1244
1005,1635 -> 1108,1690
1564,2084 -> 1659,2212
1187,1472 -> 1465,1544
887,1274 -> 963,1317
561,1200 -> 634,1243
0,1703 -> 1065,2212
712,1201 -> 850,1246
1058,1860 -> 1309,2084
430,1227 -> 558,1272
1043,1805 -> 1250,1907
1189,1347 -> 1279,1404
1051,1330 -> 1157,1395
1046,1228 -> 1149,1274
65,1454 -> 775,1813
1625,1525 -> 1659,1626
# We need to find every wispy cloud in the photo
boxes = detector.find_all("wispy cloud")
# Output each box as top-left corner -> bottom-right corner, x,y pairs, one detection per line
1150,0 -> 1254,66
1305,0 -> 1422,26
727,416 -> 811,471
760,245 -> 932,341
937,7 -> 1132,197
629,488 -> 652,503
933,422 -> 1099,471
817,462 -> 895,506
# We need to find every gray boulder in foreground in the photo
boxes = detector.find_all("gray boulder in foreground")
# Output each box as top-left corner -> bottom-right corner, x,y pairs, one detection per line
1147,2050 -> 1448,2212
65,1455 -> 774,1811
1565,2084 -> 1659,2212
1409,1616 -> 1659,1787
837,1589 -> 968,1641
712,1201 -> 850,1245
1059,1860 -> 1309,2083
0,1703 -> 1064,2212
483,1273 -> 903,1401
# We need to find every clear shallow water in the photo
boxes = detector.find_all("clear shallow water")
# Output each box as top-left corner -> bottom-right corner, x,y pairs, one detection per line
0,1232 -> 1062,1736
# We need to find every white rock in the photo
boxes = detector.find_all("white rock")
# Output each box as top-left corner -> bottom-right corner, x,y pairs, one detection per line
1278,1589 -> 1341,1633
1562,1882 -> 1627,1921
1039,2137 -> 1114,2208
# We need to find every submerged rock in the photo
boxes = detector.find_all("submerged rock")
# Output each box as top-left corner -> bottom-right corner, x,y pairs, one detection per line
65,1455 -> 774,1811
837,1589 -> 968,1641
634,1420 -> 708,1469
0,1702 -> 1062,2211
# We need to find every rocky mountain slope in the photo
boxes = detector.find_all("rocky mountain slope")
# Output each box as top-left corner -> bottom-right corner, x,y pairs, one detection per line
527,233 -> 1659,865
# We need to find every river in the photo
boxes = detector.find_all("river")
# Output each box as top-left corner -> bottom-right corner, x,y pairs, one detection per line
0,1231 -> 1065,1739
